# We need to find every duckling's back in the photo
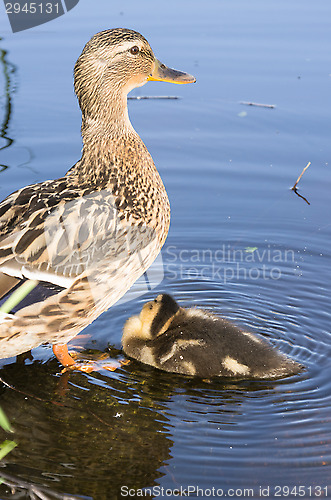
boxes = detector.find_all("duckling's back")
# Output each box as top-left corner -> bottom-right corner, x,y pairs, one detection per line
147,309 -> 302,379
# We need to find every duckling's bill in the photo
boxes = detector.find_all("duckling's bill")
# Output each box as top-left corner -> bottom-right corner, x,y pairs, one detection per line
148,59 -> 196,84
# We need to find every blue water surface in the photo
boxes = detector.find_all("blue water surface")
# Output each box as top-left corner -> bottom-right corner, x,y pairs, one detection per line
0,1 -> 330,498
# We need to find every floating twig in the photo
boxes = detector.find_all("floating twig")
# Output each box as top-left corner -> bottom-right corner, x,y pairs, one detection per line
128,95 -> 179,100
292,161 -> 311,190
240,101 -> 276,109
292,189 -> 310,205
0,375 -> 67,405
291,162 -> 311,205
0,471 -> 81,500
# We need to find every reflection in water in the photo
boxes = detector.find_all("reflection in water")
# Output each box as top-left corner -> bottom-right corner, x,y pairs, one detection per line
0,359 -> 173,499
0,471 -> 83,500
0,39 -> 15,172
292,187 -> 310,206
0,353 -> 307,499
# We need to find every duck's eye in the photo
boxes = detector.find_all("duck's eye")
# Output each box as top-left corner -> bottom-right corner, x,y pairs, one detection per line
130,46 -> 140,55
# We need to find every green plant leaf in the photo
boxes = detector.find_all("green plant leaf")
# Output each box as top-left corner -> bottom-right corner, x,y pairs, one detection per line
0,407 -> 13,433
0,279 -> 38,314
0,440 -> 17,460
245,246 -> 258,253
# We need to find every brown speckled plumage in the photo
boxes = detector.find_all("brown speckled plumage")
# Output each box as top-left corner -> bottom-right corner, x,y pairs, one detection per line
0,29 -> 195,364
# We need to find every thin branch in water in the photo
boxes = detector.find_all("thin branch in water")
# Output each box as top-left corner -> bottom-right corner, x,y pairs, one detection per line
240,101 -> 276,109
128,95 -> 179,100
291,162 -> 311,205
0,375 -> 67,407
292,188 -> 310,205
292,161 -> 311,190
0,470 -> 82,499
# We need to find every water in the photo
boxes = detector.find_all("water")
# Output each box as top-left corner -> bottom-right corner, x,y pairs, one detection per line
0,0 -> 331,498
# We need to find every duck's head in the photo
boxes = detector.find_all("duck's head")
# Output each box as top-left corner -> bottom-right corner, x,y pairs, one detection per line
74,28 -> 195,124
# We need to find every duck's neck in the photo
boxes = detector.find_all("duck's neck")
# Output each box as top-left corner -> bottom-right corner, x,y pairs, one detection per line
69,95 -> 154,186
67,94 -> 170,244
81,93 -> 133,141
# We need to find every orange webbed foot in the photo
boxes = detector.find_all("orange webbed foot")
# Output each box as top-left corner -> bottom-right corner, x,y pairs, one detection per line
53,343 -> 129,373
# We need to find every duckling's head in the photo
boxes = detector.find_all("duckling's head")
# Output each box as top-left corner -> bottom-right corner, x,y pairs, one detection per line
123,293 -> 180,348
74,28 -> 195,124
140,294 -> 180,337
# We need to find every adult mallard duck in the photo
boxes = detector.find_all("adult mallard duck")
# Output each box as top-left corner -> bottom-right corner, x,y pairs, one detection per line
0,29 -> 195,369
123,294 -> 303,379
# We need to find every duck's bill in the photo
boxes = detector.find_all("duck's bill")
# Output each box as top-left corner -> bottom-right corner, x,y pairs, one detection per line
148,59 -> 196,84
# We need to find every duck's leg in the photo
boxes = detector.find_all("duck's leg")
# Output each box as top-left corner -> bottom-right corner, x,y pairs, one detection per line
1,271 -> 135,372
52,344 -> 76,367
52,343 -> 93,373
52,343 -> 123,373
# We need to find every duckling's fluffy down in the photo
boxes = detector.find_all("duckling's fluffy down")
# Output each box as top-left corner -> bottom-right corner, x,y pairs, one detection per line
122,296 -> 302,379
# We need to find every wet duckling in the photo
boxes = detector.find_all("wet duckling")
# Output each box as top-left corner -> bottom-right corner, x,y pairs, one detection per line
0,29 -> 195,369
122,294 -> 302,379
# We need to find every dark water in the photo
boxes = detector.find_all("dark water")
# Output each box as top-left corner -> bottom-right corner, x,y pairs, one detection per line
0,0 -> 331,499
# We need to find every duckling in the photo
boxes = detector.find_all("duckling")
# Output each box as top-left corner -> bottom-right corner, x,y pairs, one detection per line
0,29 -> 195,369
122,294 -> 302,379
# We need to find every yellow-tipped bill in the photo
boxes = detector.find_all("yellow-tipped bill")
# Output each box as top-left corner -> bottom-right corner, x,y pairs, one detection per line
148,59 -> 196,84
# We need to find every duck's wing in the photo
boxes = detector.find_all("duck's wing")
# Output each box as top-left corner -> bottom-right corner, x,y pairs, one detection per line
0,180 -> 160,358
0,179 -> 157,293
0,272 -> 20,299
0,178 -> 77,236
0,178 -> 88,290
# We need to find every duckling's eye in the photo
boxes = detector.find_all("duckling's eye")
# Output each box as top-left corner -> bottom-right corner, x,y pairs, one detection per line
130,46 -> 140,55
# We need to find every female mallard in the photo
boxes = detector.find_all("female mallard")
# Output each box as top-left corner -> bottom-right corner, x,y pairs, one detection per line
0,29 -> 195,369
122,294 -> 302,379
